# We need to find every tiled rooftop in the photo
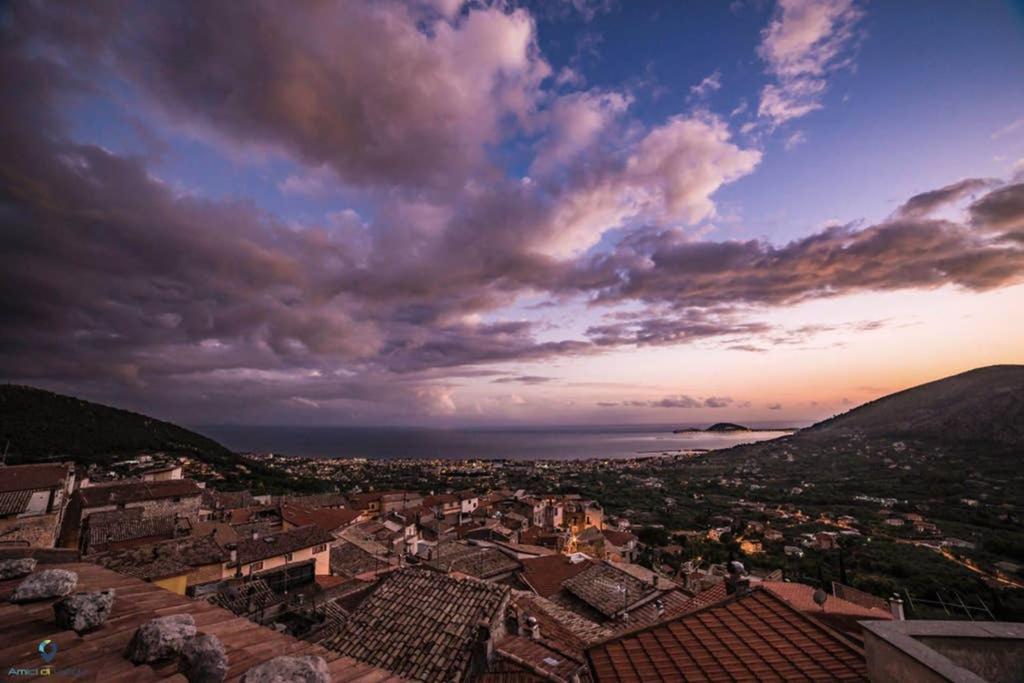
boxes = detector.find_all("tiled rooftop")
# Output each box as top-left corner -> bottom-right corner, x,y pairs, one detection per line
78,479 -> 202,507
330,540 -> 389,578
234,524 -> 333,565
281,503 -> 362,533
562,563 -> 658,618
0,462 -> 71,493
0,561 -> 406,682
89,534 -> 227,580
586,587 -> 868,682
85,514 -> 178,551
511,591 -> 613,656
322,567 -> 510,683
426,542 -> 522,579
519,554 -> 595,599
0,489 -> 33,516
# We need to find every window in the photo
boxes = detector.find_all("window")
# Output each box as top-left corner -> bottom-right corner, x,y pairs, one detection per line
313,544 -> 327,554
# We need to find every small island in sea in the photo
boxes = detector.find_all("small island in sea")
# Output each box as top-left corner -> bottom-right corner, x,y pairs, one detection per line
673,422 -> 795,434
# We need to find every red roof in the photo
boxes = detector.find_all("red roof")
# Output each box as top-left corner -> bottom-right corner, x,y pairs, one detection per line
519,554 -> 596,598
281,503 -> 362,533
77,478 -> 201,507
669,580 -> 892,639
0,463 -> 71,493
602,529 -> 637,547
586,588 -> 868,682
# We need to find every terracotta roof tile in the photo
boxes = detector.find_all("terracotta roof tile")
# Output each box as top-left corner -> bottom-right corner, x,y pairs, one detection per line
235,524 -> 332,565
322,567 -> 509,683
519,555 -> 595,599
586,588 -> 868,682
0,490 -> 33,516
0,463 -> 71,493
89,534 -> 227,579
78,478 -> 202,507
0,560 -> 407,681
281,503 -> 363,533
425,542 -> 522,579
562,563 -> 657,618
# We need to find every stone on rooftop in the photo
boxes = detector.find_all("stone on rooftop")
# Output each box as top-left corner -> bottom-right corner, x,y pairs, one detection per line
242,655 -> 330,683
53,589 -> 115,633
9,568 -> 77,602
0,557 -> 37,580
125,613 -> 197,663
179,633 -> 229,683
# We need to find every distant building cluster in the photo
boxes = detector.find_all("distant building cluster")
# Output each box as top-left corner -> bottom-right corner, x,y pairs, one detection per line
0,456 -> 1018,682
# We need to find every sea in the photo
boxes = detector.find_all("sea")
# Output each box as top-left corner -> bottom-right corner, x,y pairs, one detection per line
196,423 -> 796,461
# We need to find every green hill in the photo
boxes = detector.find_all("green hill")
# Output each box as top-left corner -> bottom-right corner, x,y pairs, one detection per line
0,384 -> 234,463
805,364 -> 1024,446
0,385 -> 332,494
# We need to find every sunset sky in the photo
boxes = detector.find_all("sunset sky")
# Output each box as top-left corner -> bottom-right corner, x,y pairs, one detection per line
2,0 -> 1023,427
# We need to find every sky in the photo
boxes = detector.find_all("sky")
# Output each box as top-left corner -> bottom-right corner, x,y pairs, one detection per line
1,0 -> 1023,428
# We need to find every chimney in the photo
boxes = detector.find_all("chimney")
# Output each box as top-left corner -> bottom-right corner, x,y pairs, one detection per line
526,615 -> 540,641
652,574 -> 659,589
655,598 -> 665,619
889,594 -> 905,621
507,609 -> 521,636
251,529 -> 259,541
470,622 -> 494,674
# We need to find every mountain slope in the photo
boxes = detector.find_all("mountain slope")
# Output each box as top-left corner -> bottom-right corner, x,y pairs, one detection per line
803,365 -> 1024,446
0,384 -> 233,463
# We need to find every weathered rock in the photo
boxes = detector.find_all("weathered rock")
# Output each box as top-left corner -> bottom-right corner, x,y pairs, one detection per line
53,589 -> 115,633
241,655 -> 330,683
179,633 -> 228,683
125,614 -> 197,664
0,557 -> 37,580
9,569 -> 77,602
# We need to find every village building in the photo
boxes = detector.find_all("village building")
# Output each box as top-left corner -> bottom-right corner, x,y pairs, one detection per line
231,524 -> 333,579
0,462 -> 76,547
585,587 -> 869,682
66,478 -> 204,549
321,567 -> 510,682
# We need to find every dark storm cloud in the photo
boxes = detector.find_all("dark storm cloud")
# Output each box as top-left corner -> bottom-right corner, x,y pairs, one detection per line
895,178 -> 995,218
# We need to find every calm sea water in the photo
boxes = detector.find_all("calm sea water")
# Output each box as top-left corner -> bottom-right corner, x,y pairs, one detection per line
196,424 -> 794,461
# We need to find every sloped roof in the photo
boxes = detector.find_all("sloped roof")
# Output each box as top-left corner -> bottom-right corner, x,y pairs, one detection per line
85,514 -> 178,550
511,591 -> 614,656
562,563 -> 656,618
322,568 -> 509,683
586,588 -> 868,682
0,560 -> 406,681
90,534 -> 227,579
235,524 -> 333,565
426,542 -> 522,579
331,540 -> 387,578
0,463 -> 71,493
78,478 -> 202,507
602,529 -> 637,547
281,503 -> 363,533
495,634 -> 584,682
519,554 -> 596,599
0,490 -> 33,516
